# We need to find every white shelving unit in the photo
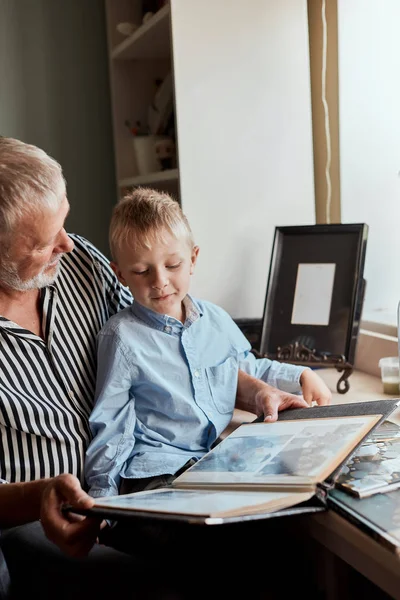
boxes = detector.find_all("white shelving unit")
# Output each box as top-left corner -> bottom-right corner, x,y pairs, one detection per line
105,1 -> 180,200
111,4 -> 170,60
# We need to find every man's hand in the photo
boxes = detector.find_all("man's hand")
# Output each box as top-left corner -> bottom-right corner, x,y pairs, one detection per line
40,473 -> 101,558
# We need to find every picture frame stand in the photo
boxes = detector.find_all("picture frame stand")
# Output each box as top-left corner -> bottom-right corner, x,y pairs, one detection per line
252,344 -> 353,394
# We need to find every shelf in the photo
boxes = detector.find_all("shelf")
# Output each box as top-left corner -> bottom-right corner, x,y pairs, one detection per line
112,4 -> 170,60
119,168 -> 179,188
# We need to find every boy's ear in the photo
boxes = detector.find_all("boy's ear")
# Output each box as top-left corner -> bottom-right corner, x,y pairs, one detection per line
111,261 -> 127,286
190,246 -> 200,275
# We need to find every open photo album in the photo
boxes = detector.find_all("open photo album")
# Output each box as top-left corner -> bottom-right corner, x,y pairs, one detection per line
66,399 -> 400,525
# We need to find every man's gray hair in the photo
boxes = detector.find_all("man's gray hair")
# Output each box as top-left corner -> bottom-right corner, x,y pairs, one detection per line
0,137 -> 66,242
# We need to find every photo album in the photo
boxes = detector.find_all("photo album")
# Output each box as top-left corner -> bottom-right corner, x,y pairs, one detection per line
328,487 -> 400,557
335,419 -> 400,498
67,399 -> 400,526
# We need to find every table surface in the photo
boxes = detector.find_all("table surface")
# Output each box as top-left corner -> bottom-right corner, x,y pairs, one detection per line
316,366 -> 400,423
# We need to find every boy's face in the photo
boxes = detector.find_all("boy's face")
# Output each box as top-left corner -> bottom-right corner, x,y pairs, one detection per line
112,228 -> 199,322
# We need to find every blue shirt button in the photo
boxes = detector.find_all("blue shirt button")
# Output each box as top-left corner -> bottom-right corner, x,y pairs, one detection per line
164,326 -> 172,334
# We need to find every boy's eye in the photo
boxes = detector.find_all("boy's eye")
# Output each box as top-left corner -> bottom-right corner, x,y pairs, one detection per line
167,262 -> 181,270
133,269 -> 149,275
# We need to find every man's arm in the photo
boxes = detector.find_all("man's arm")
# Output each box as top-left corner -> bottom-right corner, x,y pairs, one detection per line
0,475 -> 100,558
0,479 -> 49,528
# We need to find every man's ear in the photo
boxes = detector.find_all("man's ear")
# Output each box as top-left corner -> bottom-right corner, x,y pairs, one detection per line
190,246 -> 200,275
111,261 -> 127,286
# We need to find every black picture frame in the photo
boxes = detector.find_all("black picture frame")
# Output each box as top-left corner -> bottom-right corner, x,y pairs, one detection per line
257,223 -> 368,394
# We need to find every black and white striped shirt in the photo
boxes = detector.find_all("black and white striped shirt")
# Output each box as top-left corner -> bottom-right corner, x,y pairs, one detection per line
0,234 -> 132,484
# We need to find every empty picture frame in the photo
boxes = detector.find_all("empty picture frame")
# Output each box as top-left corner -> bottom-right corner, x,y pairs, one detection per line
258,223 -> 368,392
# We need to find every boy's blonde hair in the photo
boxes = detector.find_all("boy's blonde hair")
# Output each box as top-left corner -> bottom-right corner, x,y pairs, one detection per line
109,187 -> 194,260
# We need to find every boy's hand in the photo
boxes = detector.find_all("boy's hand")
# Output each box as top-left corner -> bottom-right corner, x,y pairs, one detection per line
254,384 -> 310,422
299,368 -> 332,407
236,369 -> 332,423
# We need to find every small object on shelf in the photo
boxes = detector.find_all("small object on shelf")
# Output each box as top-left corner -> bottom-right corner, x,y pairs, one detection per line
148,72 -> 173,135
124,119 -> 145,136
132,135 -> 169,175
141,0 -> 167,19
116,22 -> 139,37
142,12 -> 154,24
154,137 -> 175,170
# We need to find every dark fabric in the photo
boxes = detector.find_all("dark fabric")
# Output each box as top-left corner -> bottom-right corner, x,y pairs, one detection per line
120,473 -> 176,495
99,511 -> 318,600
119,458 -> 197,495
0,547 -> 10,599
0,521 -> 183,600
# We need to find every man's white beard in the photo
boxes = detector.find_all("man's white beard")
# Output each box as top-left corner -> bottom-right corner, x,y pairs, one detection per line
0,259 -> 62,291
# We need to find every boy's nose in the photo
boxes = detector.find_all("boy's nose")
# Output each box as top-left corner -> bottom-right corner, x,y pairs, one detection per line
152,282 -> 167,291
151,270 -> 168,290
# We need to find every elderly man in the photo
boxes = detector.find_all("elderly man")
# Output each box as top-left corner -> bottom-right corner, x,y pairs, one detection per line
0,137 -> 331,598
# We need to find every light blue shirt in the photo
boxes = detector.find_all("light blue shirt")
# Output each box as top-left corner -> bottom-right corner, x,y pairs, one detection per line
85,296 -> 307,497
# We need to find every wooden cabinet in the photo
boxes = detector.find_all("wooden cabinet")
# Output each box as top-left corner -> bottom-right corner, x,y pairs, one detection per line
104,1 -> 180,201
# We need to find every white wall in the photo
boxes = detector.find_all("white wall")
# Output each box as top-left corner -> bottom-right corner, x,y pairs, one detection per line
171,0 -> 315,318
338,0 -> 400,326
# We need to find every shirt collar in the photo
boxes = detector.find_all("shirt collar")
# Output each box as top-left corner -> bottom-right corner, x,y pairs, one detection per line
182,295 -> 201,326
130,294 -> 202,329
0,286 -> 56,334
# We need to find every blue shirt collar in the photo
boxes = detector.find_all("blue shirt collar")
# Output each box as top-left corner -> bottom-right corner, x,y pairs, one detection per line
130,294 -> 202,329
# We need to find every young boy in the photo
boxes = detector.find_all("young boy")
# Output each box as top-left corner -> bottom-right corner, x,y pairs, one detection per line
85,188 -> 331,499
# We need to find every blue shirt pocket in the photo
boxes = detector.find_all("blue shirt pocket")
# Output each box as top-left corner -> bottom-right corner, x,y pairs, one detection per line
204,356 -> 238,414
